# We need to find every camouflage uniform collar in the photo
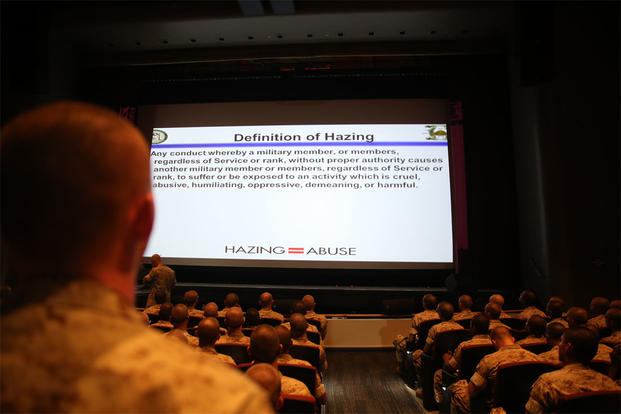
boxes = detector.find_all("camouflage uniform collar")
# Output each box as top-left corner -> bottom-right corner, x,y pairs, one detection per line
200,346 -> 218,355
499,344 -> 522,351
562,362 -> 590,371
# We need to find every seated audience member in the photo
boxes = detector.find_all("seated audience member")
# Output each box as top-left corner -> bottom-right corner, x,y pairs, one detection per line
283,301 -> 320,335
448,326 -> 541,413
143,289 -> 168,316
217,307 -> 250,345
246,363 -> 284,410
218,292 -> 242,317
183,290 -> 203,318
275,326 -> 327,403
611,300 -> 621,310
584,325 -> 613,362
245,308 -> 261,328
290,313 -> 328,374
526,327 -> 621,413
302,294 -> 328,337
250,325 -> 312,398
453,294 -> 477,321
546,297 -> 569,328
412,302 -> 464,372
143,254 -> 176,307
0,102 -> 272,413
204,302 -> 226,334
167,329 -> 189,344
165,304 -> 199,347
518,290 -> 547,320
433,313 -> 492,403
601,308 -> 621,345
394,294 -> 439,370
567,306 -> 589,328
538,322 -> 567,363
150,303 -> 174,329
588,296 -> 610,329
197,317 -> 235,365
489,294 -> 510,319
516,315 -> 548,346
259,292 -> 285,323
484,303 -> 510,331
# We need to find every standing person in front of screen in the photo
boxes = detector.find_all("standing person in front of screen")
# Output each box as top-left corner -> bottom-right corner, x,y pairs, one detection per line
143,253 -> 176,307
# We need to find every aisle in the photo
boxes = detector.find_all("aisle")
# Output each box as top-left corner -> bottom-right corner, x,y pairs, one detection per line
323,349 -> 425,414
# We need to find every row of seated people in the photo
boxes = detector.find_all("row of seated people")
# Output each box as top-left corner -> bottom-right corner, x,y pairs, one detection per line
394,291 -> 621,413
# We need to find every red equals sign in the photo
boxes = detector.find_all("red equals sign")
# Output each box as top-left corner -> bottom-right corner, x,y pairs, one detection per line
288,247 -> 304,254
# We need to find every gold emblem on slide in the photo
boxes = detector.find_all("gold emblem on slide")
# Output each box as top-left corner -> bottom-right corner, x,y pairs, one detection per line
425,125 -> 447,141
152,129 -> 168,144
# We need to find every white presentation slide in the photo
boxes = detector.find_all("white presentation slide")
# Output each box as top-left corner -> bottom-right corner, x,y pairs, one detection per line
144,123 -> 454,267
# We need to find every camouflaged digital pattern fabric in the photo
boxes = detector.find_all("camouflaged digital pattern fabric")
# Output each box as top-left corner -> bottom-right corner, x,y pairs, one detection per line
453,310 -> 477,321
217,331 -> 251,345
595,343 -> 613,362
0,279 -> 274,414
426,320 -> 465,346
305,311 -> 328,333
588,314 -> 607,329
447,334 -> 493,370
144,304 -> 161,316
516,335 -> 547,346
518,306 -> 547,320
488,320 -> 511,331
200,346 -> 236,366
499,312 -> 511,320
281,375 -> 313,398
144,265 -> 176,307
411,310 -> 440,333
188,308 -> 204,318
538,345 -> 561,364
259,309 -> 285,323
282,321 -> 320,334
150,320 -> 174,329
469,344 -> 540,390
292,338 -> 328,373
547,317 -> 569,328
448,379 -> 471,413
601,330 -> 621,345
525,362 -> 621,414
276,353 -> 326,399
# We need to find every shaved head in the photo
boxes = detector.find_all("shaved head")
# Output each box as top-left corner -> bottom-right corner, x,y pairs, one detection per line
245,308 -> 261,326
458,295 -> 473,310
519,290 -> 537,307
489,294 -> 505,308
150,254 -> 162,267
546,297 -> 565,319
422,294 -> 438,310
259,292 -> 273,308
526,315 -> 546,336
197,317 -> 221,346
567,307 -> 589,327
610,300 -> 621,310
171,304 -> 189,326
250,325 -> 281,363
437,302 -> 455,321
183,290 -> 198,307
225,307 -> 245,329
606,308 -> 621,331
485,302 -> 502,320
590,297 -> 610,316
302,295 -> 315,311
224,293 -> 239,307
289,313 -> 308,338
158,303 -> 173,321
246,363 -> 282,408
490,326 -> 514,346
203,302 -> 219,318
292,300 -> 305,314
1,102 -> 151,278
276,325 -> 292,353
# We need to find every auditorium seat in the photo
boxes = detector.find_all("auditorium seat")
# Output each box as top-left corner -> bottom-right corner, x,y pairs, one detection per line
280,394 -> 316,414
598,327 -> 613,339
519,343 -> 550,354
558,390 -> 621,413
306,318 -> 322,331
150,325 -> 171,333
260,317 -> 282,327
492,361 -> 559,413
415,319 -> 441,348
500,317 -> 526,330
148,313 -> 158,324
215,343 -> 251,364
601,338 -> 618,348
443,343 -> 496,383
307,331 -> 321,345
455,318 -> 472,329
278,363 -> 317,398
589,359 -> 611,375
290,345 -> 320,371
237,362 -> 252,372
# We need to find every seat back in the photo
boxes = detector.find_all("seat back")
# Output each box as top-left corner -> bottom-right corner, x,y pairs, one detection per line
241,327 -> 254,337
237,362 -> 252,372
260,317 -> 282,327
493,361 -> 559,413
432,329 -> 473,361
519,343 -> 550,354
307,331 -> 321,345
289,345 -> 320,371
459,344 -> 496,379
558,390 -> 621,413
214,343 -> 251,364
416,319 -> 441,348
590,359 -> 611,375
598,327 -> 613,339
150,325 -> 171,333
455,318 -> 473,329
278,364 -> 317,397
500,317 -> 526,330
306,318 -> 322,331
280,394 -> 316,414
188,316 -> 203,328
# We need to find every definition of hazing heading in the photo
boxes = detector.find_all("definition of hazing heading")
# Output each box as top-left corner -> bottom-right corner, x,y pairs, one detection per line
233,132 -> 375,142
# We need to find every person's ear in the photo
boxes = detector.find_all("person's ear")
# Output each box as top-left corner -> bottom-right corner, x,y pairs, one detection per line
131,193 -> 154,241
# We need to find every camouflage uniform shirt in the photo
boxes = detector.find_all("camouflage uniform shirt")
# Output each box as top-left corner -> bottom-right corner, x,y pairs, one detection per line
143,265 -> 176,307
0,279 -> 273,413
425,320 -> 465,347
525,362 -> 621,413
453,310 -> 477,321
518,306 -> 547,320
218,330 -> 251,345
276,353 -> 325,400
292,338 -> 328,373
199,346 -> 236,365
305,311 -> 328,333
601,330 -> 621,345
488,319 -> 511,331
281,375 -> 312,398
516,335 -> 547,346
259,309 -> 284,323
410,310 -> 440,335
446,334 -> 493,371
547,317 -> 569,328
470,344 -> 541,390
588,314 -> 607,329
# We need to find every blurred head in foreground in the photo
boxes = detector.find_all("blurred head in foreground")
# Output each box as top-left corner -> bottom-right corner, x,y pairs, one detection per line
1,101 -> 153,305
